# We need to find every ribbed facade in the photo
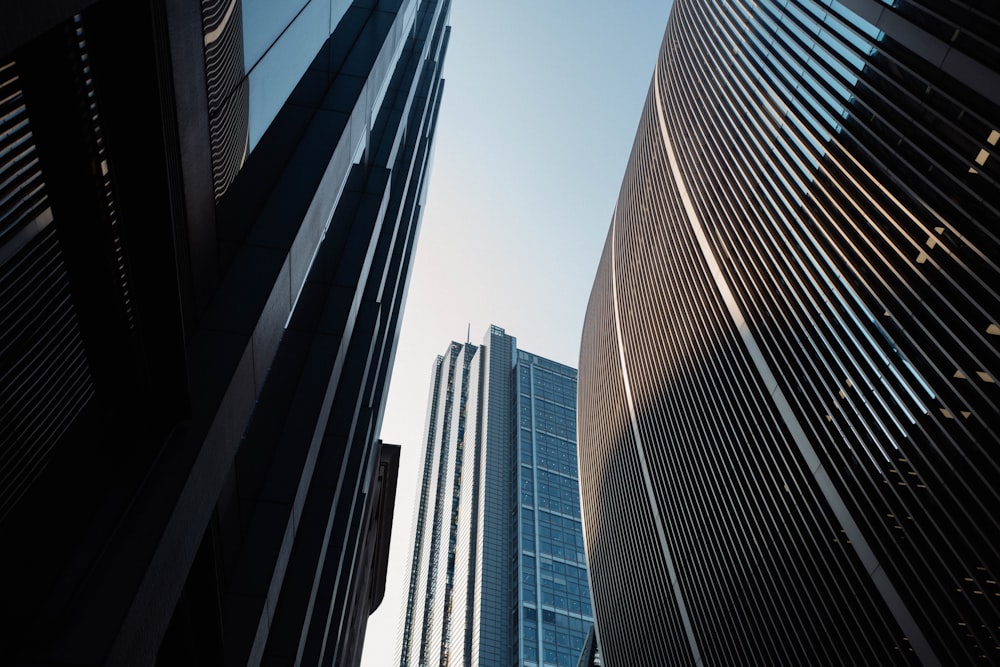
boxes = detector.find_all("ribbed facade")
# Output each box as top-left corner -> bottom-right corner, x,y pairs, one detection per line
201,0 -> 248,201
399,326 -> 593,667
578,1 -> 1000,666
0,1 -> 449,665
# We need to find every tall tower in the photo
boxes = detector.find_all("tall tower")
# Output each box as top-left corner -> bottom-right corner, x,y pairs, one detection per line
399,326 -> 593,667
0,1 -> 450,664
578,0 -> 1000,665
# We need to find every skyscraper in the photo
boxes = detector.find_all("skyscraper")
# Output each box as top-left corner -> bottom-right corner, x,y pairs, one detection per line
578,0 -> 1000,665
399,326 -> 593,667
0,0 -> 449,664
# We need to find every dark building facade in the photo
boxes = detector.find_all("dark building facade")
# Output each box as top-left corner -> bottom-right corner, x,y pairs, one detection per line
339,441 -> 402,667
578,0 -> 1000,665
574,626 -> 600,667
0,0 -> 449,664
398,326 -> 592,667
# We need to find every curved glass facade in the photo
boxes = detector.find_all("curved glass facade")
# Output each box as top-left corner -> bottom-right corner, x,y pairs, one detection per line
202,0 -> 356,199
578,0 -> 1000,665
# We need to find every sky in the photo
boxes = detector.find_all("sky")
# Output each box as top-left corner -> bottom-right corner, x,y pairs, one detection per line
360,2 -> 674,664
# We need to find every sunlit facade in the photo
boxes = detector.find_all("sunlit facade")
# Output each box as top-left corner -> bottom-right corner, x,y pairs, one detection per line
399,326 -> 593,667
578,0 -> 1000,665
0,1 -> 449,664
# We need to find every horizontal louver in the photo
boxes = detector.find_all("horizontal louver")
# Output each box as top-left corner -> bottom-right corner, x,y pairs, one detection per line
0,224 -> 93,520
0,57 -> 94,522
202,0 -> 249,201
0,59 -> 47,248
73,15 -> 135,330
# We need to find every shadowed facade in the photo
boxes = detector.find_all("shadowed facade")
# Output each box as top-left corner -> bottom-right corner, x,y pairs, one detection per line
578,0 -> 1000,665
0,0 -> 449,664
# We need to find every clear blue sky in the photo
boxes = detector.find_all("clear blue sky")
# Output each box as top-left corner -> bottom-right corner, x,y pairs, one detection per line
361,2 -> 674,664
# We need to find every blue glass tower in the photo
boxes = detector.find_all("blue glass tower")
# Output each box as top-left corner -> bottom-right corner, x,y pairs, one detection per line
398,326 -> 593,667
514,350 -> 594,667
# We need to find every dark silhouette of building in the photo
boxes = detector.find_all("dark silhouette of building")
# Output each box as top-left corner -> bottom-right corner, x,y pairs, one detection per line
578,0 -> 1000,665
0,0 -> 449,664
574,626 -> 600,667
340,441 -> 402,667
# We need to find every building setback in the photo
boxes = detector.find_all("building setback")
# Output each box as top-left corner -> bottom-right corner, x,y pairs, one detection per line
577,0 -> 1000,665
0,0 -> 449,665
398,326 -> 593,667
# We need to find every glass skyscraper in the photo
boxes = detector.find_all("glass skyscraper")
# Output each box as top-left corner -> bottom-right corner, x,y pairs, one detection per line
578,0 -> 1000,665
398,326 -> 593,667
